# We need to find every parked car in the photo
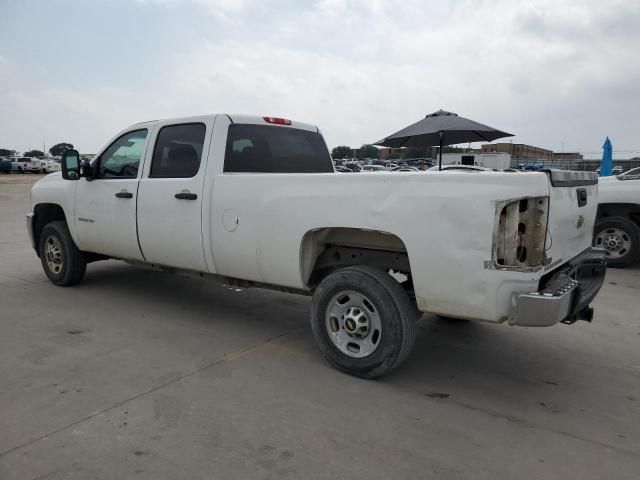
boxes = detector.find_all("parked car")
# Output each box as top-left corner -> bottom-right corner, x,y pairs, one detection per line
596,166 -> 624,175
28,113 -> 606,378
334,165 -> 352,173
593,169 -> 640,267
395,167 -> 420,172
9,156 -> 39,173
32,158 -> 61,174
361,164 -> 387,172
0,157 -> 11,173
343,163 -> 362,172
425,165 -> 492,173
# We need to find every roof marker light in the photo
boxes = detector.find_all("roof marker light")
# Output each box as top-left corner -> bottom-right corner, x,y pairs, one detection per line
263,116 -> 292,125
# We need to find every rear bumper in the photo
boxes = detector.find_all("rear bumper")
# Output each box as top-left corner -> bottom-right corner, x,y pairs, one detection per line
510,247 -> 607,327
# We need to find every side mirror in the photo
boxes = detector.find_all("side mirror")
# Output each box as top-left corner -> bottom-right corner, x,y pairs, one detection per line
61,149 -> 81,180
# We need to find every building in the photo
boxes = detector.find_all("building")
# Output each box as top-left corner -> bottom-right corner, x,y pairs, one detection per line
481,143 -> 553,161
552,152 -> 583,161
440,152 -> 511,169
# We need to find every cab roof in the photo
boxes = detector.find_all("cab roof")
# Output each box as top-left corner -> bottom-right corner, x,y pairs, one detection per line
132,114 -> 319,133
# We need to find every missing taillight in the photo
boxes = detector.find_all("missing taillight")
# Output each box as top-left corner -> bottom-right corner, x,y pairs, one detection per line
519,199 -> 528,212
492,196 -> 549,269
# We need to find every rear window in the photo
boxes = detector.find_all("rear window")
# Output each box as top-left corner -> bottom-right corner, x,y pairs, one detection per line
150,123 -> 205,178
223,124 -> 333,173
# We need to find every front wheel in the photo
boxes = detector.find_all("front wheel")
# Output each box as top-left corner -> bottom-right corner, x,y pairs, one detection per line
593,217 -> 640,268
39,221 -> 87,286
310,266 -> 418,379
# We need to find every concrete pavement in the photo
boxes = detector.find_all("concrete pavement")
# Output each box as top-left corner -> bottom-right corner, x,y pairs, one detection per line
1,174 -> 639,479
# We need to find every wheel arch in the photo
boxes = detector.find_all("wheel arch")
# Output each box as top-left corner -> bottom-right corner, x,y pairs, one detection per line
597,203 -> 640,228
299,227 -> 412,289
33,203 -> 68,256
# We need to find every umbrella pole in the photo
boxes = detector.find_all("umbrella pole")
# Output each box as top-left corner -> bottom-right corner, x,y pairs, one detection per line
438,131 -> 443,171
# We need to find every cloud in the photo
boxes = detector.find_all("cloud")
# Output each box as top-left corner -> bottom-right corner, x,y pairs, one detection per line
135,0 -> 254,21
1,0 -> 639,156
155,0 -> 639,154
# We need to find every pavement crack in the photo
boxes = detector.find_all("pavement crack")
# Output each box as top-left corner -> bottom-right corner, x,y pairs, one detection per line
0,328 -> 297,459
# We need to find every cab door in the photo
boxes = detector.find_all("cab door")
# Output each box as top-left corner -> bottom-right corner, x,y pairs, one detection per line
136,118 -> 213,272
74,129 -> 150,260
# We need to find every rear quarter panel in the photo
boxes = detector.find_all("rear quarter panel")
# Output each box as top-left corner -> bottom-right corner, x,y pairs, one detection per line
209,171 -> 552,322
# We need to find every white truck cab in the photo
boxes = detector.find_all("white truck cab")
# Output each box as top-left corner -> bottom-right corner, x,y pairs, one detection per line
27,114 -> 607,378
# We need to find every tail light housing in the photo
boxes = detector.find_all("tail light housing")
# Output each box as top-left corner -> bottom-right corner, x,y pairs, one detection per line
492,196 -> 549,269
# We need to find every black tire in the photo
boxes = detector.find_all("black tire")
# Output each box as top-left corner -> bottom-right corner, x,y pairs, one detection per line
593,217 -> 640,268
310,266 -> 418,379
18,167 -> 23,174
39,221 -> 87,286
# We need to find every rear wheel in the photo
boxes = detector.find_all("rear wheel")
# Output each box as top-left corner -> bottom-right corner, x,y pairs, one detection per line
39,221 -> 87,286
310,266 -> 418,379
593,217 -> 640,268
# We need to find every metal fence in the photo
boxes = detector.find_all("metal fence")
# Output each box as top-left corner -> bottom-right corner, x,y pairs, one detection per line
510,157 -> 640,172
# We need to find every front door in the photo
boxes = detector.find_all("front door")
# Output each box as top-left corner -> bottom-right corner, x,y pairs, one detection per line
136,120 -> 211,272
74,129 -> 150,261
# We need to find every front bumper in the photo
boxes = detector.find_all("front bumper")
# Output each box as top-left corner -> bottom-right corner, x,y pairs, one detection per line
510,247 -> 607,327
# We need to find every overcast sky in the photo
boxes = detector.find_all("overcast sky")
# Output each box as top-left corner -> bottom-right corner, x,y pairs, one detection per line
1,0 -> 638,158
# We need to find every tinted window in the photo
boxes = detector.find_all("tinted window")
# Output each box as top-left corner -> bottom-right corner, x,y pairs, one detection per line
223,124 -> 333,173
98,129 -> 148,179
150,123 -> 205,178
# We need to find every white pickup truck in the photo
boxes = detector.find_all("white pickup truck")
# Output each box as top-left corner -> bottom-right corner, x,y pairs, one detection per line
594,167 -> 640,267
27,114 -> 607,378
10,156 -> 40,173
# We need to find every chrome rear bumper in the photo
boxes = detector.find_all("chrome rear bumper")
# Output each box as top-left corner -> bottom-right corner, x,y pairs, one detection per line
510,248 -> 607,327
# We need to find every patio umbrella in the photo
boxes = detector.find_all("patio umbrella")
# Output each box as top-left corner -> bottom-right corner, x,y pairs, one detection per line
599,137 -> 613,177
375,109 -> 514,170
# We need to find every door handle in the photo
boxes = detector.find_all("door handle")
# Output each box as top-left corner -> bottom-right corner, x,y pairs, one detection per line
175,192 -> 198,200
115,191 -> 133,198
577,188 -> 587,207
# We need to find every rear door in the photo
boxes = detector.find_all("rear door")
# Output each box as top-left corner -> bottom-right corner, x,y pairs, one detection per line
136,117 -> 214,272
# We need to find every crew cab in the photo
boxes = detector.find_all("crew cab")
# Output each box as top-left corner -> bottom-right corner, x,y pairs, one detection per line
27,114 -> 606,378
593,168 -> 640,267
10,156 -> 39,173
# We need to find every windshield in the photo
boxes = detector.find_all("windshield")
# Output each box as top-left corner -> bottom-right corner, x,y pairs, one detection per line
617,166 -> 640,179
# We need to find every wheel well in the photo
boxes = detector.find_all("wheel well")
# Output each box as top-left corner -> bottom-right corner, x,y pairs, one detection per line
300,227 -> 412,289
597,203 -> 640,228
33,203 -> 67,254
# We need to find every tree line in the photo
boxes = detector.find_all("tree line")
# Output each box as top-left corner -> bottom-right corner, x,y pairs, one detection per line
0,143 -> 74,158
